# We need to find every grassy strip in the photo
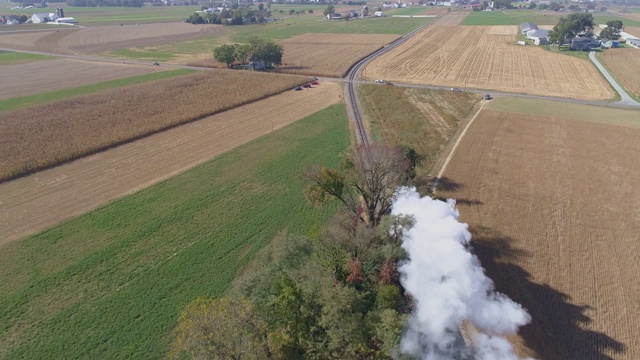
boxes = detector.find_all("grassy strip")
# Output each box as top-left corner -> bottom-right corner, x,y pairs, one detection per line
0,103 -> 349,359
0,69 -> 195,112
486,96 -> 640,126
358,84 -> 480,189
0,52 -> 53,65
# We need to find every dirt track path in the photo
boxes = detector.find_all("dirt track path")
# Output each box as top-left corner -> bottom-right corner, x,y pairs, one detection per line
0,82 -> 342,246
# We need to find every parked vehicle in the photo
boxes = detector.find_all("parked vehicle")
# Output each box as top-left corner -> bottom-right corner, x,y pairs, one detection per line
294,86 -> 303,91
303,84 -> 312,88
451,87 -> 462,92
375,79 -> 385,83
152,61 -> 160,66
311,81 -> 319,85
484,94 -> 492,100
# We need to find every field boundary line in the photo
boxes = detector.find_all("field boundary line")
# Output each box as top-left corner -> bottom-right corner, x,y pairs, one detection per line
431,100 -> 486,193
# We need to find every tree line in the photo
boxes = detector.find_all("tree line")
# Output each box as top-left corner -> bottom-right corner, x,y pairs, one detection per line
213,36 -> 283,70
171,145 -> 419,359
187,6 -> 272,25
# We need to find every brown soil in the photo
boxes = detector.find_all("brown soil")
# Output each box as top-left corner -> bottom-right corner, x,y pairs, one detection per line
438,108 -> 640,360
276,33 -> 399,77
0,81 -> 342,246
0,23 -> 224,55
600,48 -> 640,98
362,25 -> 615,100
434,10 -> 469,26
0,58 -> 164,99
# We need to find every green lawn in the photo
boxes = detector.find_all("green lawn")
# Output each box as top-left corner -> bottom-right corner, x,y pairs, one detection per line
0,51 -> 53,64
461,9 -> 561,25
0,69 -> 195,112
0,103 -> 349,359
592,14 -> 640,27
387,7 -> 433,16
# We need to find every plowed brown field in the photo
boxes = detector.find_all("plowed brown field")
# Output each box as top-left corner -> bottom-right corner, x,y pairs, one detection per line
277,33 -> 400,77
0,23 -> 223,54
600,48 -> 640,97
0,81 -> 342,245
0,58 -> 164,99
437,101 -> 640,359
362,25 -> 615,100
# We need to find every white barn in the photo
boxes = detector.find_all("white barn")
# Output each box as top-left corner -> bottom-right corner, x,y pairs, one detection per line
527,29 -> 550,45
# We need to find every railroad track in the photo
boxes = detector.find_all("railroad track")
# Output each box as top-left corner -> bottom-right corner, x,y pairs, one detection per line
343,13 -> 447,145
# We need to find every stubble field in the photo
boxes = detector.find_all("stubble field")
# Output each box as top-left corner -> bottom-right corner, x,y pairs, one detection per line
362,25 -> 615,100
437,99 -> 640,359
600,48 -> 640,98
0,58 -> 165,99
0,23 -> 223,54
0,70 -> 311,181
277,33 -> 400,77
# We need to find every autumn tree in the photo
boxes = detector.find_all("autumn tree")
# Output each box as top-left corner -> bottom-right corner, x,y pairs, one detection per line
170,297 -> 271,360
304,144 -> 413,227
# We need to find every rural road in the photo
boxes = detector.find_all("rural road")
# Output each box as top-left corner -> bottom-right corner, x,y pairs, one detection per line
589,50 -> 640,106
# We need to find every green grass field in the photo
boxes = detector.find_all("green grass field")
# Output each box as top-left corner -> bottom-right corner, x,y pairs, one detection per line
0,68 -> 194,112
461,9 -> 561,25
487,97 -> 640,126
0,51 -> 53,64
592,14 -> 640,27
0,103 -> 349,359
103,15 -> 431,62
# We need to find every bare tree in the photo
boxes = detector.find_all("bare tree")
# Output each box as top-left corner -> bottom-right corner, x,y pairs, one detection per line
304,144 -> 412,227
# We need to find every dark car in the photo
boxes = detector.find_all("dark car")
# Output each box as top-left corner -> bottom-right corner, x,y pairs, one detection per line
294,86 -> 303,91
302,83 -> 312,88
152,61 -> 160,66
484,94 -> 492,100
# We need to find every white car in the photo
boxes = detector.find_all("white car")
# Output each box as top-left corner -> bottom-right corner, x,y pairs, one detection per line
375,79 -> 385,83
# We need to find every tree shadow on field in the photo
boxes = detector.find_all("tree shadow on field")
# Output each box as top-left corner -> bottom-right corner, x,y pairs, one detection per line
434,176 -> 463,192
470,225 -> 626,360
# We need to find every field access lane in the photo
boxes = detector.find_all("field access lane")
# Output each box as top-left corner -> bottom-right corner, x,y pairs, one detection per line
0,82 -> 342,246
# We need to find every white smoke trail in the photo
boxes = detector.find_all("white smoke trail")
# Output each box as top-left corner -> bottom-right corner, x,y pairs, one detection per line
391,188 -> 532,360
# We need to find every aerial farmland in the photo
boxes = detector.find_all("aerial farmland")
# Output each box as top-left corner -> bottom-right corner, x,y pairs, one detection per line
1,3 -> 640,359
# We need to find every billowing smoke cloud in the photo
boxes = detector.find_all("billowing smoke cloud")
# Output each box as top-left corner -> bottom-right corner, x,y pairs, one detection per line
392,188 -> 532,360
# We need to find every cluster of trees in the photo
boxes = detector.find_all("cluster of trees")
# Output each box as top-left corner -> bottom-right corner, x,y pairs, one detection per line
66,0 -> 144,6
187,6 -> 272,25
600,20 -> 624,39
171,145 -> 418,359
213,35 -> 283,69
549,12 -> 595,43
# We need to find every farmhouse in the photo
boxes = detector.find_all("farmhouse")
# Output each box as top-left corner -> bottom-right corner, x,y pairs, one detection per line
527,29 -> 550,45
31,13 -> 54,23
570,37 -> 591,50
520,21 -> 538,34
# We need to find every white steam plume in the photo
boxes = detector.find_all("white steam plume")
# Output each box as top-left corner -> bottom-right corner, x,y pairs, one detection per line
392,188 -> 532,360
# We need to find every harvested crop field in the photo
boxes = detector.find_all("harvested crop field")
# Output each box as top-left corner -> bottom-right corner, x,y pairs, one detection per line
600,48 -> 640,97
0,70 -> 311,181
625,26 -> 640,37
437,100 -> 640,360
277,33 -> 400,77
0,81 -> 342,245
0,23 -> 223,54
434,10 -> 469,26
362,25 -> 615,100
0,58 -> 165,99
